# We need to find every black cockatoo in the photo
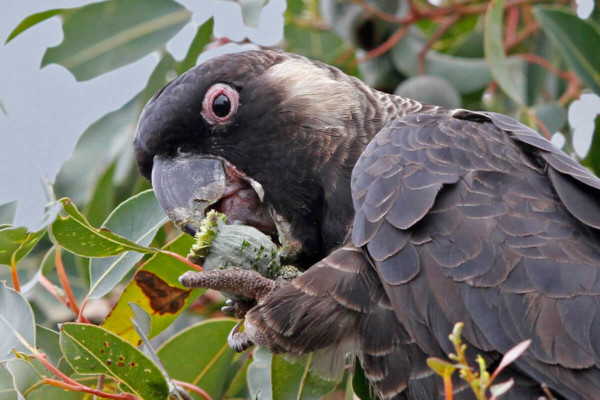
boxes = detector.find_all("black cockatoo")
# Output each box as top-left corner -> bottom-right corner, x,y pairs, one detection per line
134,50 -> 600,400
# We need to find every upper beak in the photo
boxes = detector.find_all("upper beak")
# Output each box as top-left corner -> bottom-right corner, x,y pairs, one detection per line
151,155 -> 226,235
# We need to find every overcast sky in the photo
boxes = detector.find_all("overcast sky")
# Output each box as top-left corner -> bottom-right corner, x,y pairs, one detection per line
0,0 -> 597,230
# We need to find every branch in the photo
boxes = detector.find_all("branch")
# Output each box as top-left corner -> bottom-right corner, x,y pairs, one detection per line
173,379 -> 213,400
39,275 -> 70,308
355,24 -> 409,64
55,247 -> 81,316
418,15 -> 461,74
161,250 -> 204,272
32,354 -> 138,400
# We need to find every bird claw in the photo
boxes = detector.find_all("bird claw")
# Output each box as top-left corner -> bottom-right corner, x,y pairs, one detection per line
221,299 -> 254,319
227,320 -> 254,352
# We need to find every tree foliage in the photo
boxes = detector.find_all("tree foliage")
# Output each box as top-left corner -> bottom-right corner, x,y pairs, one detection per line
1,0 -> 599,399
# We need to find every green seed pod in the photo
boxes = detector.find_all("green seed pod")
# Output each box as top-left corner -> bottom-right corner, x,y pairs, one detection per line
188,211 -> 300,299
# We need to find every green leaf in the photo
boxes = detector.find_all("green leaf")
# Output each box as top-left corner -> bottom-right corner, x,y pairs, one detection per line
85,163 -> 116,228
582,114 -> 600,175
60,323 -> 170,400
88,190 -> 168,299
130,304 -> 179,396
0,201 -> 17,226
352,361 -> 373,400
157,319 -> 240,400
285,23 -> 355,71
395,75 -> 461,109
35,325 -> 75,376
4,358 -> 43,399
489,379 -> 514,398
271,353 -> 339,400
177,18 -> 214,74
391,28 -> 522,94
56,53 -> 176,205
0,364 -> 17,400
50,198 -> 155,258
101,233 -> 201,344
484,0 -> 524,106
426,357 -> 457,379
247,347 -> 272,399
42,0 -> 191,81
534,6 -> 600,95
534,103 -> 567,134
5,9 -> 65,44
0,282 -> 36,362
0,226 -> 45,267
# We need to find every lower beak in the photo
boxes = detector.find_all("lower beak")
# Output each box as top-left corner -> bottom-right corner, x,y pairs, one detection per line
151,155 -> 226,235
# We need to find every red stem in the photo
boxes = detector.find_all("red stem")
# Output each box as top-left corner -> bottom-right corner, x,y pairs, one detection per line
10,264 -> 20,292
44,379 -> 138,400
162,251 -> 204,271
39,275 -> 70,308
55,247 -> 81,316
356,24 -> 409,65
32,354 -> 138,400
173,379 -> 213,400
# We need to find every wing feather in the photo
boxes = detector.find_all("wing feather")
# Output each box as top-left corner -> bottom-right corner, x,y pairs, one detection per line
351,110 -> 600,399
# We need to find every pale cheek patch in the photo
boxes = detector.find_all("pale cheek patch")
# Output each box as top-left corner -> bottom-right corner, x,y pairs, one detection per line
263,59 -> 362,129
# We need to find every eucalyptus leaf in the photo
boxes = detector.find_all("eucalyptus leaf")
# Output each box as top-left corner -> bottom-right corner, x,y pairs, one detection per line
157,319 -> 239,400
352,361 -> 373,400
177,18 -> 214,74
0,282 -> 36,362
4,359 -> 42,400
534,103 -> 567,134
0,365 -> 17,400
484,0 -> 524,106
0,227 -> 45,267
50,198 -> 155,258
85,163 -> 116,228
35,325 -> 74,376
130,303 -> 179,396
4,9 -> 65,44
271,354 -> 338,400
88,190 -> 167,299
101,234 -> 200,345
582,114 -> 600,175
0,201 -> 17,226
534,6 -> 600,95
41,0 -> 191,81
59,323 -> 170,400
395,75 -> 461,109
247,347 -> 273,400
57,53 -> 177,205
391,28 -> 522,94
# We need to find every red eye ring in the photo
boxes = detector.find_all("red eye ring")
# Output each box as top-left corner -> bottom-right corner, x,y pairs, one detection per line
201,83 -> 239,125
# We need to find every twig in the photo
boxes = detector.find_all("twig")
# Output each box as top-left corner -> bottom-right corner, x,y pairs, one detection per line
55,247 -> 81,316
39,275 -> 70,308
161,250 -> 204,272
32,354 -> 138,400
173,379 -> 213,400
10,264 -> 20,292
355,24 -> 409,64
418,15 -> 461,74
526,109 -> 552,139
517,54 -> 573,81
504,6 -> 520,47
518,53 -> 581,104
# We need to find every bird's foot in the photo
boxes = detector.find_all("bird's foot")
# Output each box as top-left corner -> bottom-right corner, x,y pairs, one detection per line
221,299 -> 254,319
179,269 -> 286,353
179,268 -> 283,302
227,320 -> 254,352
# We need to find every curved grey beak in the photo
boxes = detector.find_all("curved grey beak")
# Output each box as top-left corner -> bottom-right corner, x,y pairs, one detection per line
151,155 -> 226,235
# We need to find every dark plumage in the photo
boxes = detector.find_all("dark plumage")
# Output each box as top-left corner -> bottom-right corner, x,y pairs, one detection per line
135,50 -> 600,400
